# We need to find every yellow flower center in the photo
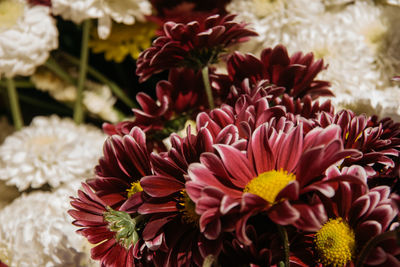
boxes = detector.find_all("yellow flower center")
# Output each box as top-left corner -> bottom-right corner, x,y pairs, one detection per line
314,218 -> 356,267
360,21 -> 386,52
126,181 -> 143,198
178,190 -> 200,226
0,0 -> 25,32
244,170 -> 295,204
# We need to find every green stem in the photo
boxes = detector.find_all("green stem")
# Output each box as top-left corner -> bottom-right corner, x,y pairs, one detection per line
45,57 -> 76,85
61,52 -> 138,109
6,78 -> 23,130
278,225 -> 290,267
355,229 -> 397,267
201,66 -> 215,110
0,80 -> 35,88
73,19 -> 91,124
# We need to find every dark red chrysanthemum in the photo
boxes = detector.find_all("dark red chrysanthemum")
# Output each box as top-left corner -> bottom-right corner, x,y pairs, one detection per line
87,127 -> 152,210
186,122 -> 366,244
136,14 -> 257,82
69,183 -> 139,267
218,214 -> 314,266
0,261 -> 8,267
293,176 -> 400,266
28,0 -> 51,6
122,124 -> 246,266
150,0 -> 230,17
225,44 -> 333,99
316,110 -> 400,182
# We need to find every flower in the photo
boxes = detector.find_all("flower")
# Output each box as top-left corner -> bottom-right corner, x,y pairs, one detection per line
150,0 -> 231,17
28,0 -> 51,6
225,45 -> 333,99
89,21 -> 158,62
69,183 -> 144,267
0,115 -> 106,191
186,122 -> 365,244
0,182 -> 96,266
293,177 -> 400,266
130,123 -> 245,265
316,109 -> 400,181
51,0 -> 152,39
103,67 -> 229,151
87,126 -> 152,204
0,0 -> 58,78
226,0 -> 324,55
136,14 -> 257,82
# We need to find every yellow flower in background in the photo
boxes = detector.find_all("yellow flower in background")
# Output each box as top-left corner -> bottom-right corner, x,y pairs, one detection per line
89,21 -> 157,63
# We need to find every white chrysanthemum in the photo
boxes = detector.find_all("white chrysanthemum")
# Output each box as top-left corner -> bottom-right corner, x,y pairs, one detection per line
83,81 -> 120,123
282,10 -> 382,100
0,182 -> 97,267
0,115 -> 106,191
227,0 -> 325,55
51,0 -> 152,39
333,0 -> 400,87
328,85 -> 400,121
31,68 -> 120,122
0,0 -> 58,78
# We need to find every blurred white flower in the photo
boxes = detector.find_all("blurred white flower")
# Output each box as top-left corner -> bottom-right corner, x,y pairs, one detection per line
282,10 -> 382,104
0,182 -> 97,267
51,0 -> 152,39
0,115 -> 106,191
83,81 -> 120,123
0,0 -> 58,78
31,68 -> 77,102
227,0 -> 324,55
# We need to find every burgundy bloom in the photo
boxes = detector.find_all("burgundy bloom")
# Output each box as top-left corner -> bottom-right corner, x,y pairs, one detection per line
28,0 -> 51,6
225,44 -> 333,99
123,124 -> 246,266
186,122 -> 365,244
69,183 -> 140,267
150,0 -> 230,17
136,14 -> 257,82
316,110 -> 400,181
0,261 -> 7,267
87,127 -> 152,210
218,214 -> 314,267
293,175 -> 400,266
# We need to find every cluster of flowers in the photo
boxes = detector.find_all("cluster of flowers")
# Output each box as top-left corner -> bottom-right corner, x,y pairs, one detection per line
68,13 -> 400,267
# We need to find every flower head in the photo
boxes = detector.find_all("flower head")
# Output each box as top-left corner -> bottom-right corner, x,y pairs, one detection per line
0,115 -> 106,191
0,182 -> 95,266
136,14 -> 257,82
51,0 -> 152,39
293,177 -> 400,266
186,122 -> 365,244
0,0 -> 58,77
225,45 -> 333,99
69,183 -> 143,267
89,21 -> 157,62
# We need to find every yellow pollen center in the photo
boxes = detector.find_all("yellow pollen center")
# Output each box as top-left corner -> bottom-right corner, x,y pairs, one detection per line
178,190 -> 200,226
0,0 -> 25,31
244,170 -> 295,204
126,181 -> 143,198
314,218 -> 356,267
